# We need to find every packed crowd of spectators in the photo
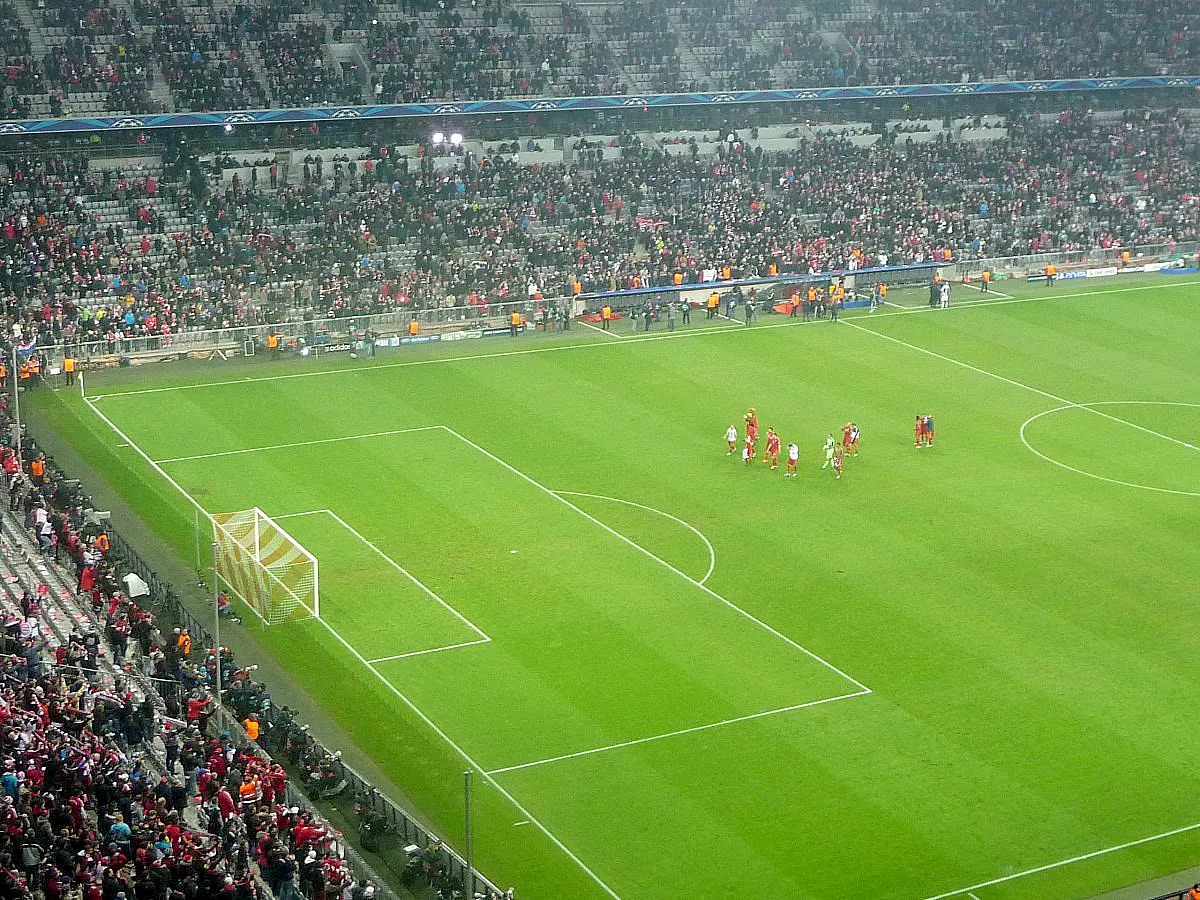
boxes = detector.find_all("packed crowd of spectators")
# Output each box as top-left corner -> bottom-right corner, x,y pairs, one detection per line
1,0 -> 1196,119
0,107 -> 1196,339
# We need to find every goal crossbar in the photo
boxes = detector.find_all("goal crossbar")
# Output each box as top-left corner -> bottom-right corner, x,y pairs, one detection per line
213,507 -> 320,625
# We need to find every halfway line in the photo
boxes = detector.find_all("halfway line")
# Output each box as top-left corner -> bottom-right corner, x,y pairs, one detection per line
842,321 -> 1200,456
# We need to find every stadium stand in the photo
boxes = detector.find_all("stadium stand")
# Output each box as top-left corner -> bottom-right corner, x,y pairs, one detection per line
0,0 -> 1196,116
0,107 -> 1196,345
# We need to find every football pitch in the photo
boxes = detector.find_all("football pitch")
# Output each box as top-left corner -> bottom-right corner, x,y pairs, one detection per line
30,273 -> 1200,899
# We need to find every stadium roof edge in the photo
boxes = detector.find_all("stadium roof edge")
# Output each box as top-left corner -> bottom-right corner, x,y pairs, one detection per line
0,76 -> 1197,135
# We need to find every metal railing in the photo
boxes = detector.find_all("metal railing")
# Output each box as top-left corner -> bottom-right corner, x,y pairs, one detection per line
954,241 -> 1199,280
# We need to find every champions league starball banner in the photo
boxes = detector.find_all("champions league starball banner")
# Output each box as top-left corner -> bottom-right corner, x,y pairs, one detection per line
0,76 -> 1196,134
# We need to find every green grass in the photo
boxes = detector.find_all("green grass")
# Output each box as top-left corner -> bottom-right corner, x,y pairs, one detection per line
29,273 -> 1200,899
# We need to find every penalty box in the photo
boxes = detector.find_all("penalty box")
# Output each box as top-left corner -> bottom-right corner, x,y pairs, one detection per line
160,425 -> 869,770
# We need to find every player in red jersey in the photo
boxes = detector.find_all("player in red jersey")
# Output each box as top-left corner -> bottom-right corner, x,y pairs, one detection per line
922,414 -> 935,446
914,415 -> 926,448
841,423 -> 854,452
745,407 -> 758,433
743,432 -> 756,466
846,422 -> 860,456
763,428 -> 781,469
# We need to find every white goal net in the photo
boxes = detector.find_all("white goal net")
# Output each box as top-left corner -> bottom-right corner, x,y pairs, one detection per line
213,508 -> 319,625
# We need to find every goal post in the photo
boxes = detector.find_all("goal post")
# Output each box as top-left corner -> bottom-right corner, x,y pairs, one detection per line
212,508 -> 319,625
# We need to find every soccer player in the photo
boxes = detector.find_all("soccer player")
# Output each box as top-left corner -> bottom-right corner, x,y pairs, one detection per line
785,441 -> 799,477
832,445 -> 844,480
725,424 -> 738,456
840,422 -> 854,453
847,422 -> 860,456
745,407 -> 758,433
821,433 -> 836,470
744,431 -> 756,466
914,415 -> 925,448
922,414 -> 935,446
763,428 -> 781,469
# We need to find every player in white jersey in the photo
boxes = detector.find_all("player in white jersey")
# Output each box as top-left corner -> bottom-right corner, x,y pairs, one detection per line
725,424 -> 737,455
785,442 -> 799,477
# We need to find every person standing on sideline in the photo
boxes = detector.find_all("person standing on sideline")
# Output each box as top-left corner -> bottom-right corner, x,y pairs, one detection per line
266,331 -> 280,359
743,298 -> 754,324
63,354 -> 76,385
980,270 -> 991,292
939,281 -> 950,308
681,301 -> 690,325
601,304 -> 612,329
667,305 -> 676,331
510,309 -> 521,337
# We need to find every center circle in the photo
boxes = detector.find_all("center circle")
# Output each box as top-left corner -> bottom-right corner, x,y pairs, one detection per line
1019,401 -> 1200,497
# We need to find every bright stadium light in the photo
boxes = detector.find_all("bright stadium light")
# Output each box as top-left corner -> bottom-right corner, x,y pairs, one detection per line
449,132 -> 463,146
221,123 -> 235,135
431,131 -> 445,144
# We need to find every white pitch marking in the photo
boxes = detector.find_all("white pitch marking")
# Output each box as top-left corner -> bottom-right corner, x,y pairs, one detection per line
967,893 -> 983,900
153,426 -> 443,464
485,689 -> 870,775
320,508 -> 489,643
553,490 -> 717,585
715,312 -> 747,327
1019,402 -> 1200,497
440,426 -> 870,694
577,319 -> 623,339
85,278 -> 1200,401
922,820 -> 1200,900
844,322 -> 1200,457
81,408 -> 622,900
368,639 -> 491,664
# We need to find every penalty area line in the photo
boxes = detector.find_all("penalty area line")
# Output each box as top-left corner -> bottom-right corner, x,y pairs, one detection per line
79,406 -> 620,899
485,689 -> 870,776
152,426 -> 442,464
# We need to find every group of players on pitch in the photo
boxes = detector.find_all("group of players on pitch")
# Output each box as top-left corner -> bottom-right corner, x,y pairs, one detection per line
725,408 -> 936,481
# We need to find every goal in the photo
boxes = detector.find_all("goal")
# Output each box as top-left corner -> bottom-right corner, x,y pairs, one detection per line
213,508 -> 319,625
